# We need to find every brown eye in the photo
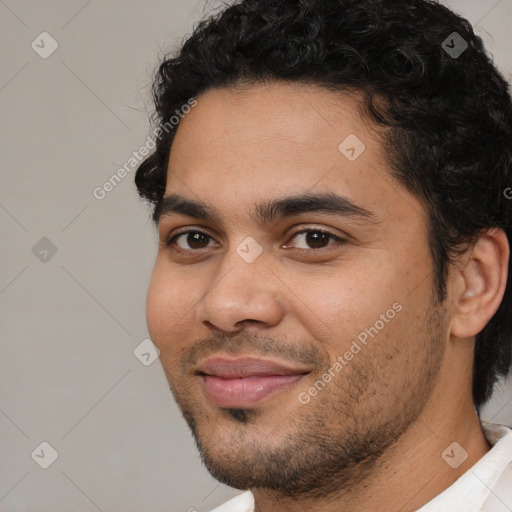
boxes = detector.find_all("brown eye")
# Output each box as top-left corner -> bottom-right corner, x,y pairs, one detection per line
169,231 -> 214,250
288,230 -> 342,250
305,231 -> 330,248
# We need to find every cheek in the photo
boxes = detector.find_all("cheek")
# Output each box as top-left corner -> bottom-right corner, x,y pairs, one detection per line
145,262 -> 195,346
299,261 -> 397,325
295,255 -> 421,361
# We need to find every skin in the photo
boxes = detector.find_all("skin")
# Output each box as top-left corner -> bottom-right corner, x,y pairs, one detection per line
146,82 -> 509,511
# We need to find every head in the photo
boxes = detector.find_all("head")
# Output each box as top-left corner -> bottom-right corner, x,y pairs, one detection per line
135,0 -> 512,499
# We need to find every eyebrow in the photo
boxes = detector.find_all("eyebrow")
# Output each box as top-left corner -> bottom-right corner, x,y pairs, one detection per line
154,192 -> 377,226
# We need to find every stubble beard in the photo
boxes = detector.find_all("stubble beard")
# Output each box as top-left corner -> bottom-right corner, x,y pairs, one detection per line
165,302 -> 446,500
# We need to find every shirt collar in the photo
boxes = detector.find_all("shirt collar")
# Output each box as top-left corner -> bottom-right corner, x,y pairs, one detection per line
417,422 -> 512,511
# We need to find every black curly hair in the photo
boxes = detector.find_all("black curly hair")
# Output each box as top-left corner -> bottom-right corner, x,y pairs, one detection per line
135,0 -> 512,411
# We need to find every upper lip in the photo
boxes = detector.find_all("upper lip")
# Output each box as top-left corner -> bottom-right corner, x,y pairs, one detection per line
196,356 -> 312,379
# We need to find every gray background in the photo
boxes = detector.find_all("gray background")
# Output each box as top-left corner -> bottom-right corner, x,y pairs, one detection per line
1,1 -> 511,510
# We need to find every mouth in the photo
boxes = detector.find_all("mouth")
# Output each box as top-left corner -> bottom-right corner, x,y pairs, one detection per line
195,355 -> 312,408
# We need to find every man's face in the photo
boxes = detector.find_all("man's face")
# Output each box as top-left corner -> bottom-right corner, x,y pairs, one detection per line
146,83 -> 447,497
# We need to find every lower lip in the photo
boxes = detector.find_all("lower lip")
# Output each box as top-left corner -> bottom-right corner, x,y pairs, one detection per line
201,374 -> 307,407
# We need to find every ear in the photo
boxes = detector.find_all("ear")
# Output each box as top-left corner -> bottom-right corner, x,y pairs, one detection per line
450,228 -> 509,339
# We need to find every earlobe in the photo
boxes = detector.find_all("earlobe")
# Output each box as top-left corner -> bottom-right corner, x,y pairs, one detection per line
450,228 -> 509,339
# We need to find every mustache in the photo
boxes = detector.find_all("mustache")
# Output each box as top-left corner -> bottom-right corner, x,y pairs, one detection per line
179,330 -> 324,373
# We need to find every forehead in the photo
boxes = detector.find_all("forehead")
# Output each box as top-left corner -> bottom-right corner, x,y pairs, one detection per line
162,82 -> 425,228
172,82 -> 374,152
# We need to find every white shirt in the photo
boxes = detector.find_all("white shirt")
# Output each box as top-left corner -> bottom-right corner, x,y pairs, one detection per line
208,422 -> 512,512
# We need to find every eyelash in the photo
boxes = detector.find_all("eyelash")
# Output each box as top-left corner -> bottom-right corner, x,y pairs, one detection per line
165,228 -> 345,252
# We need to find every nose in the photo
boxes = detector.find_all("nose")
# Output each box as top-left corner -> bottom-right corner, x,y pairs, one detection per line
195,245 -> 285,333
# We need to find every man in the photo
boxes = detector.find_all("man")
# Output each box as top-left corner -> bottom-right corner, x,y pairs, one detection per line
135,0 -> 512,510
